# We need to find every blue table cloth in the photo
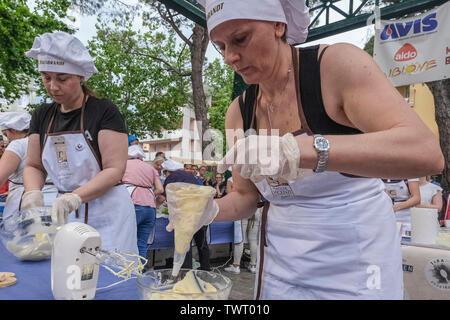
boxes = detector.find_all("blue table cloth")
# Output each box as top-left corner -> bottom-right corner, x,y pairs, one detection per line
147,218 -> 234,250
0,241 -> 139,300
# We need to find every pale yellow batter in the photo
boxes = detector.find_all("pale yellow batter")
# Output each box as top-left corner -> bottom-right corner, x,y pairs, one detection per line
145,270 -> 218,300
166,183 -> 216,254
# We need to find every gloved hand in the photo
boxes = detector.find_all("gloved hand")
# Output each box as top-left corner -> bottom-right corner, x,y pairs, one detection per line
217,133 -> 313,183
21,190 -> 44,210
51,193 -> 83,226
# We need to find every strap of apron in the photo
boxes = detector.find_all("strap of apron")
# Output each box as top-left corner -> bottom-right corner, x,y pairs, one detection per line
255,200 -> 270,300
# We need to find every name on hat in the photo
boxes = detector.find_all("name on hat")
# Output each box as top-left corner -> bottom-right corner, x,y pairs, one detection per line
206,2 -> 224,21
38,60 -> 65,66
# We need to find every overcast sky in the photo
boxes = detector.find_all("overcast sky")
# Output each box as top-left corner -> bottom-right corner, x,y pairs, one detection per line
71,2 -> 375,62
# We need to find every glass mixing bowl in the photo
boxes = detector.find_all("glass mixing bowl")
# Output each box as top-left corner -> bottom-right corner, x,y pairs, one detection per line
136,268 -> 232,300
0,206 -> 57,261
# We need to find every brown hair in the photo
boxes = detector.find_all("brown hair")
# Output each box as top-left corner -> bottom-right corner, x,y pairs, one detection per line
82,84 -> 100,98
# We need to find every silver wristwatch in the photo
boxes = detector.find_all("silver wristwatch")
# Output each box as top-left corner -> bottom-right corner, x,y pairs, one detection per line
313,134 -> 330,173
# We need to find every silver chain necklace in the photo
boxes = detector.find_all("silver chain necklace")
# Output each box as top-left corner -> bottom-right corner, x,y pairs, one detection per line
264,65 -> 292,129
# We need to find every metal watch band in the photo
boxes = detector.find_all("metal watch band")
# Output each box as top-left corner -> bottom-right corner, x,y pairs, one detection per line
313,134 -> 329,173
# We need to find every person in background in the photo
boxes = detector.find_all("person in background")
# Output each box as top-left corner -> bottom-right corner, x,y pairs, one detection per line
199,165 -> 212,186
123,142 -> 164,264
160,159 -> 211,271
192,0 -> 443,299
23,31 -> 138,256
213,173 -> 227,199
224,175 -> 260,274
383,178 -> 421,238
184,163 -> 193,174
191,164 -> 204,185
0,137 -> 9,203
128,134 -> 139,146
151,156 -> 165,184
154,151 -> 166,161
416,176 -> 443,218
0,112 -> 58,220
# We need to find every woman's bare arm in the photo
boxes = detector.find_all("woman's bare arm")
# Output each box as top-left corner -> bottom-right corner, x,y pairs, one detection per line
23,134 -> 46,191
153,176 -> 164,196
393,181 -> 421,212
295,43 -> 444,178
0,151 -> 22,185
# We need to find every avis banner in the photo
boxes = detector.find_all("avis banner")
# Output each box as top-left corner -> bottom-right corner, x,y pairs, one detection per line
374,1 -> 450,87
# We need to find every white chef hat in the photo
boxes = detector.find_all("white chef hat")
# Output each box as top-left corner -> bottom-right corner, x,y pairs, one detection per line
25,31 -> 98,81
197,0 -> 310,45
0,112 -> 31,131
128,145 -> 145,160
162,159 -> 184,172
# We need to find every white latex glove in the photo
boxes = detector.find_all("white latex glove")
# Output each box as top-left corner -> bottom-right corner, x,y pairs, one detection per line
21,190 -> 44,210
217,133 -> 313,183
51,193 -> 83,226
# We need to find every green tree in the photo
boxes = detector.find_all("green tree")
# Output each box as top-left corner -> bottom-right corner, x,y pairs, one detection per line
86,19 -> 190,137
205,59 -> 233,133
204,58 -> 234,157
0,0 -> 72,106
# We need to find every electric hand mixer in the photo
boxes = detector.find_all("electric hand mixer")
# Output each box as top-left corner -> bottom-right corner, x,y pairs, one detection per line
51,222 -> 146,300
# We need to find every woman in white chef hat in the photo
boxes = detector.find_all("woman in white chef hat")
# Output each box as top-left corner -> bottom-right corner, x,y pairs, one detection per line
191,0 -> 444,299
0,112 -> 57,219
22,31 -> 138,256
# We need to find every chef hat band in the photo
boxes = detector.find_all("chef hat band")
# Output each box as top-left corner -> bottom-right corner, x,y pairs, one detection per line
198,0 -> 310,45
37,54 -> 87,78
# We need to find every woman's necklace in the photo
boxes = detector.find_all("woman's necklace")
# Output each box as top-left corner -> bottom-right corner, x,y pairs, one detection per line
263,64 -> 292,129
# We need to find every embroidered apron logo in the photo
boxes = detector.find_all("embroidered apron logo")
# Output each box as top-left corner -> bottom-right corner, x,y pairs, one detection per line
267,177 -> 295,198
75,143 -> 84,151
425,258 -> 450,290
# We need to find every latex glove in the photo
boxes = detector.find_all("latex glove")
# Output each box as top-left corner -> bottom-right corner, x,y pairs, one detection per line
217,133 -> 313,183
21,190 -> 44,210
51,193 -> 83,226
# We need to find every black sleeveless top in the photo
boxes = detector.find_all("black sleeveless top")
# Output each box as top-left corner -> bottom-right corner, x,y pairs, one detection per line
238,45 -> 362,135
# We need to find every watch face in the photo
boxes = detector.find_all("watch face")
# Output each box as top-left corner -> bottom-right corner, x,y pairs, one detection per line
315,137 -> 329,151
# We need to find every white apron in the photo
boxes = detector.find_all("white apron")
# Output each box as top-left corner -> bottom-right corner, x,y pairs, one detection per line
41,97 -> 138,255
254,171 -> 403,300
383,179 -> 413,238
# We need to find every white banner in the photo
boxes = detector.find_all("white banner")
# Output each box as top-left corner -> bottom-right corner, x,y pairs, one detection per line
374,2 -> 450,87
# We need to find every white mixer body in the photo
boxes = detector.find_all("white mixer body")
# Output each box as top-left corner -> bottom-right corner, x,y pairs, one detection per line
51,222 -> 102,300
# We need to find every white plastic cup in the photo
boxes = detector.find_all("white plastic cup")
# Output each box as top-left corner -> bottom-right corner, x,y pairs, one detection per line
410,208 -> 439,244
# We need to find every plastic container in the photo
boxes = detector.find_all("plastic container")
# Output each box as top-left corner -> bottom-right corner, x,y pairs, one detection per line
137,268 -> 232,300
0,206 -> 57,261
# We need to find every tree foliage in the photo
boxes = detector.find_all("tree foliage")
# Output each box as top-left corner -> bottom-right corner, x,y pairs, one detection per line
86,18 -> 191,137
0,0 -> 72,106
